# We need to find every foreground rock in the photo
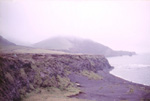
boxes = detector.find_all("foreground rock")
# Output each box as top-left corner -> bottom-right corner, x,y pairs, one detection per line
0,53 -> 149,101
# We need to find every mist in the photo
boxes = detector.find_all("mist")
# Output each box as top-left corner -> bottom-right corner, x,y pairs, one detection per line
0,0 -> 150,53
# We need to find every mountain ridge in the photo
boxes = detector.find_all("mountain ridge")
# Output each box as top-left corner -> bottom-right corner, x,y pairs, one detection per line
33,36 -> 136,57
0,35 -> 16,46
0,35 -> 136,57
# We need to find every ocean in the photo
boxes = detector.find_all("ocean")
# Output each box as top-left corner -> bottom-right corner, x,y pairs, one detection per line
107,53 -> 150,86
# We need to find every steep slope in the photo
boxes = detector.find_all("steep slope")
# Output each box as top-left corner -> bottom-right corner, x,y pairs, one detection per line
33,37 -> 136,57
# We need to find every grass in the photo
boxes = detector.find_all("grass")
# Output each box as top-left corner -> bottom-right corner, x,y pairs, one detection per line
127,88 -> 134,94
0,45 -> 67,54
64,69 -> 71,75
22,73 -> 82,100
5,72 -> 14,83
23,87 -> 85,101
33,73 -> 42,86
80,70 -> 103,80
20,68 -> 27,79
56,75 -> 81,96
20,72 -> 82,100
19,87 -> 27,95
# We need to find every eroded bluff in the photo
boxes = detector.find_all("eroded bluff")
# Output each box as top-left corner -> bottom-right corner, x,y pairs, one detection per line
0,53 -> 112,101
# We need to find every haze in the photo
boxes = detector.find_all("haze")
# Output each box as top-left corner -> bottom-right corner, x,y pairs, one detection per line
0,0 -> 150,53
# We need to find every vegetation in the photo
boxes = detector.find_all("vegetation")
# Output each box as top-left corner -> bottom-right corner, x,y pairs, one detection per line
80,70 -> 103,80
23,88 -> 86,101
5,72 -> 14,83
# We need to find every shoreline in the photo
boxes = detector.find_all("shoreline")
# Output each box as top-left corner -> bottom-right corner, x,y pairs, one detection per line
107,54 -> 150,87
68,71 -> 150,101
110,71 -> 150,86
0,53 -> 150,101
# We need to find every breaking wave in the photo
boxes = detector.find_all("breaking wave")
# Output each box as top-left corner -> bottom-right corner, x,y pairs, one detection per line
111,64 -> 150,69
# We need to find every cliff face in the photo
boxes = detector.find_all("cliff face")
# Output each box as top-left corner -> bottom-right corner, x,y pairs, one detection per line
0,53 -> 112,101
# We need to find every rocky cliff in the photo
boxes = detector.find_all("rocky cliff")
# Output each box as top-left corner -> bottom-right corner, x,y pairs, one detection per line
0,53 -> 112,101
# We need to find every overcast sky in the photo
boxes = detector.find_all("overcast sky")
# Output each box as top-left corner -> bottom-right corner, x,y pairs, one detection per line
0,0 -> 150,53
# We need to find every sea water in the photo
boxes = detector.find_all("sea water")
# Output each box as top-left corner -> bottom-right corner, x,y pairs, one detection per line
107,53 -> 150,86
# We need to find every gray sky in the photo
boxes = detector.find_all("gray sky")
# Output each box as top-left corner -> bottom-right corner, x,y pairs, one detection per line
0,0 -> 150,53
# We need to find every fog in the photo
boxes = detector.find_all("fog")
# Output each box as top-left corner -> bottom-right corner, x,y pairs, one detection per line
0,0 -> 150,53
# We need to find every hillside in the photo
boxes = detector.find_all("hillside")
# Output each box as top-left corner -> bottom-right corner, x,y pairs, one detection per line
0,36 -> 16,46
0,36 -> 67,54
33,37 -> 136,57
0,35 -> 136,57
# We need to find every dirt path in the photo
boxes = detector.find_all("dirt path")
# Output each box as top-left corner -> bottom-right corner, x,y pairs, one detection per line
68,71 -> 150,101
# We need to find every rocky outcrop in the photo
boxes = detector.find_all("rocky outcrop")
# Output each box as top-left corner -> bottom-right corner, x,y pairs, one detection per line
0,53 -> 112,101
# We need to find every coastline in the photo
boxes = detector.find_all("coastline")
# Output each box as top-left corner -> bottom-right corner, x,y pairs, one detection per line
68,70 -> 150,101
108,54 -> 150,86
0,53 -> 150,101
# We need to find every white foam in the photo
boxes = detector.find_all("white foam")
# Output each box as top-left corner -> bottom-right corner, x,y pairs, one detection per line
111,64 -> 150,69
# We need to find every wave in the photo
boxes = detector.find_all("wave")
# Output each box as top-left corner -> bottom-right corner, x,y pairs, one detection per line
111,64 -> 150,69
